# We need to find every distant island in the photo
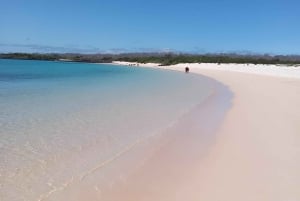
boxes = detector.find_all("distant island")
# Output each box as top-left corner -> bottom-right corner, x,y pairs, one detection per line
1,52 -> 300,66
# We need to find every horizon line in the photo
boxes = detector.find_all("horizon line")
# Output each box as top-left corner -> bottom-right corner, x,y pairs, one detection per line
1,43 -> 300,56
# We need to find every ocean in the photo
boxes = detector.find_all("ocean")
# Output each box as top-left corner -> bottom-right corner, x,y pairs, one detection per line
0,59 -> 215,201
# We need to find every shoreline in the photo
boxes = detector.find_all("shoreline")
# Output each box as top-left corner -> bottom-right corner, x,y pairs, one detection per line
112,61 -> 300,78
66,77 -> 233,201
1,60 -> 231,201
106,61 -> 300,201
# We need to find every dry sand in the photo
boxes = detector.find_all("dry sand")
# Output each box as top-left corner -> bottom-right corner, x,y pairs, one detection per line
107,61 -> 300,201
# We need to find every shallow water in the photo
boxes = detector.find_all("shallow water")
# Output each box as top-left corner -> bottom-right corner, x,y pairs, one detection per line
0,59 -> 214,201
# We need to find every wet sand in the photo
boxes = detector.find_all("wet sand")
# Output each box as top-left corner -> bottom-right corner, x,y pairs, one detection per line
109,62 -> 300,201
44,70 -> 233,201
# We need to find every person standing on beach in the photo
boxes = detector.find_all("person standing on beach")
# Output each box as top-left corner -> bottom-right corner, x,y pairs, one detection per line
185,67 -> 189,73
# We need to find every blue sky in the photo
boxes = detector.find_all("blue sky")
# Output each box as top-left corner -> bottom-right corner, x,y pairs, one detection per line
1,0 -> 300,54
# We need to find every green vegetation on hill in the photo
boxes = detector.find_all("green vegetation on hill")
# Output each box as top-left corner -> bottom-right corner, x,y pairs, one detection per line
1,52 -> 300,66
0,53 -> 113,63
117,54 -> 300,66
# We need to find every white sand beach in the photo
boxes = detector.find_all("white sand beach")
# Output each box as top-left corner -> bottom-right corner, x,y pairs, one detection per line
3,1 -> 300,200
108,61 -> 300,201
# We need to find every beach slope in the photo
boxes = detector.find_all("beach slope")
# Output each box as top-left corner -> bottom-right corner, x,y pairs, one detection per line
110,62 -> 300,201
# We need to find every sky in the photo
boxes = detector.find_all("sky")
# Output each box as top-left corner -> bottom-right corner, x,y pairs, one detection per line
1,0 -> 300,54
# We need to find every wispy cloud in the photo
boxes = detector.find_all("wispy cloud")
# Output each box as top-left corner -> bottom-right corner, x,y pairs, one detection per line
0,43 -> 103,53
133,47 -> 177,53
0,43 -> 181,54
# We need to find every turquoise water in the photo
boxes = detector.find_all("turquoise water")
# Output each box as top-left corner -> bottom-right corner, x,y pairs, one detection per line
0,59 -> 214,201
